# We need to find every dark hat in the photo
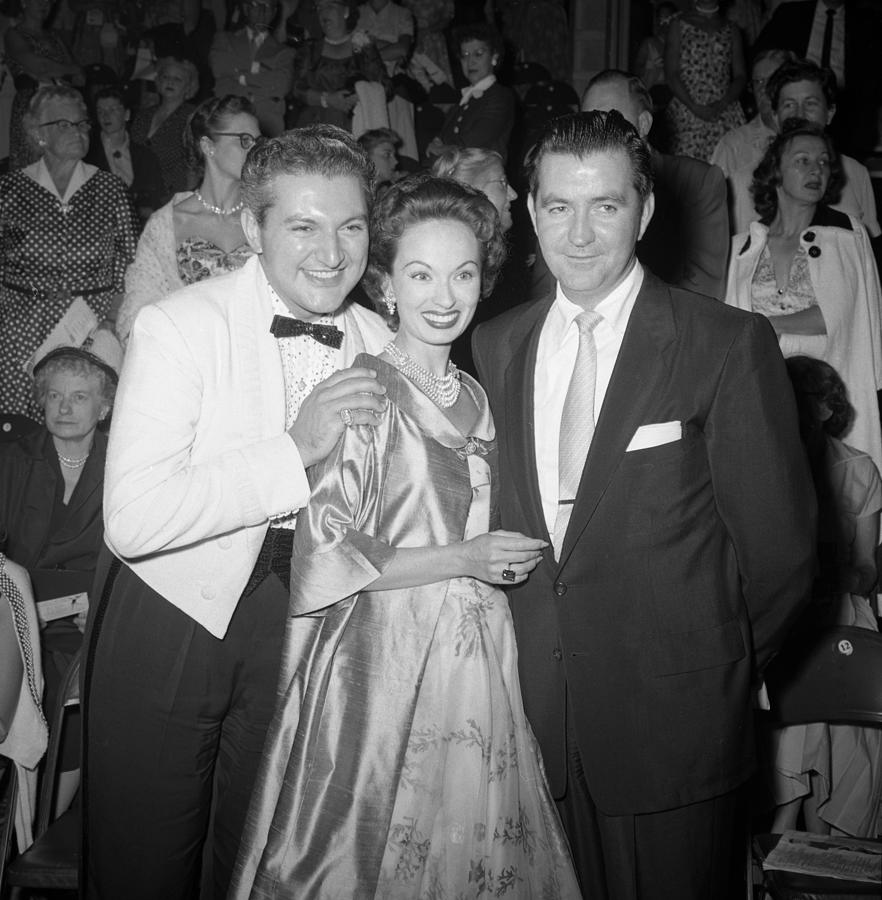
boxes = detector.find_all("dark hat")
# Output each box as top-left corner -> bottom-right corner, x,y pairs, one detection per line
32,328 -> 123,384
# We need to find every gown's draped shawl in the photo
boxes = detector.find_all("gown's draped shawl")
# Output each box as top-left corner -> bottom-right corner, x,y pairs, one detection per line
233,355 -> 498,897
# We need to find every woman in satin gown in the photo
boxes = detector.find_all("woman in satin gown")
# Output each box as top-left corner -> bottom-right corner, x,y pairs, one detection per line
231,175 -> 582,899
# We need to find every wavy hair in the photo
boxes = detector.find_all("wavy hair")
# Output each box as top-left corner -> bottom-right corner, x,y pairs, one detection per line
184,94 -> 257,174
750,119 -> 844,224
362,173 -> 507,328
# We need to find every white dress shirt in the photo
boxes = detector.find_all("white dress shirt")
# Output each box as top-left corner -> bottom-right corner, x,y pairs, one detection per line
534,261 -> 644,535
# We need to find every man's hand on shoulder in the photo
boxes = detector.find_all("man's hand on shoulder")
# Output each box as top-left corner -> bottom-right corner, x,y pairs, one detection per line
289,366 -> 387,467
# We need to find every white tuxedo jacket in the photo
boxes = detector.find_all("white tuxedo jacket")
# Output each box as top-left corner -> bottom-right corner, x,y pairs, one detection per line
104,255 -> 391,637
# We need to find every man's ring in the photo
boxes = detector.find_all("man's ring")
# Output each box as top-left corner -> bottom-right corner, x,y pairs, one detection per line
340,408 -> 353,427
502,567 -> 516,582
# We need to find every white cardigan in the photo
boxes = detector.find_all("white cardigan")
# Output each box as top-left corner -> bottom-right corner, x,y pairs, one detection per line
726,210 -> 882,477
104,255 -> 392,637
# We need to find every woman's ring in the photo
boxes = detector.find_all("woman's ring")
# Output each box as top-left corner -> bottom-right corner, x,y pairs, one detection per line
502,567 -> 516,582
340,408 -> 353,427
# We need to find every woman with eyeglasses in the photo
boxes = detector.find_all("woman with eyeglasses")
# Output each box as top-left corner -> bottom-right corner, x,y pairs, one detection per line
0,85 -> 137,417
116,95 -> 260,344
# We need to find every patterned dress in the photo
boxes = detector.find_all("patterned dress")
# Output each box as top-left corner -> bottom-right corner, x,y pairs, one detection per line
230,355 -> 580,900
175,238 -> 252,285
0,165 -> 137,415
665,17 -> 745,162
130,103 -> 195,200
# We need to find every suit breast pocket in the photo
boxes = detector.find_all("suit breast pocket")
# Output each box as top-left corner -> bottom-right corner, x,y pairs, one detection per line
615,429 -> 711,537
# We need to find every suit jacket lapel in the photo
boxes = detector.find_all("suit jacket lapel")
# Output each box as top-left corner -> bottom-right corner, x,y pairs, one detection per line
503,297 -> 554,545
557,277 -> 677,567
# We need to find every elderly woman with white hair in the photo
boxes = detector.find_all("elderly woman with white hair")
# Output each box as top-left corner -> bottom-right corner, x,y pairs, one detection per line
130,55 -> 200,201
0,84 -> 137,417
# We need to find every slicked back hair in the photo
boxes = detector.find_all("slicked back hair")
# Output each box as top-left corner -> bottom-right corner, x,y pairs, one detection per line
241,124 -> 375,227
525,110 -> 653,201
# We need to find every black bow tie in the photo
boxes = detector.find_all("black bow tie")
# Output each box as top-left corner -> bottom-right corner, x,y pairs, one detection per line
270,315 -> 344,349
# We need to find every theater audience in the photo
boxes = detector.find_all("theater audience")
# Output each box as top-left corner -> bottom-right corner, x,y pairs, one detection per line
5,0 -> 82,169
130,55 -> 199,200
0,329 -> 121,819
209,0 -> 295,137
753,0 -> 882,161
664,0 -> 746,162
0,85 -> 137,417
85,85 -> 165,223
729,59 -> 880,238
425,23 -> 514,162
768,355 -> 881,838
710,48 -> 792,180
288,0 -> 387,130
726,120 -> 882,479
116,94 -> 258,343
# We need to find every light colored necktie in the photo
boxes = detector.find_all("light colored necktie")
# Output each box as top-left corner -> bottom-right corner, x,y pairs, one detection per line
553,310 -> 603,558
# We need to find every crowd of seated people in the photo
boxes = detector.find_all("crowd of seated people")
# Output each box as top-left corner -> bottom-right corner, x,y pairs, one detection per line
2,0 -> 882,890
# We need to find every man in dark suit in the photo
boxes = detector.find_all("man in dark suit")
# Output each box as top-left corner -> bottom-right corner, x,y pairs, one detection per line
472,111 -> 816,899
753,0 -> 882,159
210,0 -> 295,136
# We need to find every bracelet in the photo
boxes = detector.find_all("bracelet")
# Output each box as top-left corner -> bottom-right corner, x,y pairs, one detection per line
320,92 -> 328,108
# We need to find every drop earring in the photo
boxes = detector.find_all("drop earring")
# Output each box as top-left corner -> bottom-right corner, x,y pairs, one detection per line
384,294 -> 396,316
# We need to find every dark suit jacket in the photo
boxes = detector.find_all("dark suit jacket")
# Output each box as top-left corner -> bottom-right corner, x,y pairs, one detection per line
438,82 -> 515,161
640,150 -> 729,300
210,28 -> 296,137
530,150 -> 730,302
472,274 -> 816,814
85,137 -> 165,220
753,0 -> 882,158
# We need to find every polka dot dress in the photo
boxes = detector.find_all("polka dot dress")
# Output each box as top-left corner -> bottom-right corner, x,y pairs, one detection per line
130,104 -> 196,199
0,169 -> 138,415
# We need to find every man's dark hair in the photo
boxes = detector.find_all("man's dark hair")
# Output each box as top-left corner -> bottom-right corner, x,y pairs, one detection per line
525,110 -> 653,201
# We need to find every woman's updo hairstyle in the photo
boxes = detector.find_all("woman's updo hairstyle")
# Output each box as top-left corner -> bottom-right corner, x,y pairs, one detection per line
185,94 -> 258,174
362,173 -> 507,328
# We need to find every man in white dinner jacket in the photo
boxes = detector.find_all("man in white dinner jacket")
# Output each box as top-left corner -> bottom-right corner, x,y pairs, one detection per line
81,125 -> 392,900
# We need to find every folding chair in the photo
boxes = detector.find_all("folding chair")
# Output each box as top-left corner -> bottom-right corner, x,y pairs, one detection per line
751,626 -> 882,899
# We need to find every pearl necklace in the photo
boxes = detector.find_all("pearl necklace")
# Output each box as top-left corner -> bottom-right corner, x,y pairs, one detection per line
194,189 -> 244,216
694,2 -> 720,15
58,451 -> 89,469
384,342 -> 461,408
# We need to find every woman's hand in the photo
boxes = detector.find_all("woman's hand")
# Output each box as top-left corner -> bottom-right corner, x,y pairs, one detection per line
460,530 -> 548,585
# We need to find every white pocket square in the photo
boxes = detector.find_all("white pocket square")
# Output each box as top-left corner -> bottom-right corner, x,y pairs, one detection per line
626,421 -> 682,452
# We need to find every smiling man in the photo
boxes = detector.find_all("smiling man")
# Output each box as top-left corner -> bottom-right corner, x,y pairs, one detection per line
472,111 -> 815,898
81,126 -> 392,900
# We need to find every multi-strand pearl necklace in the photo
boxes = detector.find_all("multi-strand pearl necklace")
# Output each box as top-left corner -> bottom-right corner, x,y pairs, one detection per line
384,342 -> 461,408
58,451 -> 89,469
194,189 -> 244,216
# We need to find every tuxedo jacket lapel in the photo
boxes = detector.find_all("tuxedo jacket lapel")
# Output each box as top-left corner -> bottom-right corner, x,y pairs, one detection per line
558,279 -> 677,567
503,297 -> 554,545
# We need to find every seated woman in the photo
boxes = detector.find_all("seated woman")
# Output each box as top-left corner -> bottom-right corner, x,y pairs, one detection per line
231,174 -> 580,899
768,356 -> 881,838
116,95 -> 259,343
425,23 -> 515,162
0,84 -> 137,417
130,55 -> 199,201
85,85 -> 166,225
289,0 -> 388,130
726,119 -> 882,479
0,330 -> 120,818
431,145 -> 516,232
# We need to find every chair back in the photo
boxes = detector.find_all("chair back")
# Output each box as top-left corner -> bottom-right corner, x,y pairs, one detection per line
763,625 -> 882,726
